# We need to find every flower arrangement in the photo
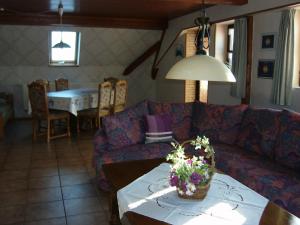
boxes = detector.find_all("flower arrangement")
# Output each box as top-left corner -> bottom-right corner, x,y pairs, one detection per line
166,136 -> 215,199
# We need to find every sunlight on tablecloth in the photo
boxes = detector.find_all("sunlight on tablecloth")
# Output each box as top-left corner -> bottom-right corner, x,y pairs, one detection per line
117,163 -> 269,225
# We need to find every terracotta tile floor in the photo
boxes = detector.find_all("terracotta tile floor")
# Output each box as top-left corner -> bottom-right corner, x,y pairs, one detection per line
0,120 -> 110,225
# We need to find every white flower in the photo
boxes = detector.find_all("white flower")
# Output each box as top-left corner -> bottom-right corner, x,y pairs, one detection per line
187,182 -> 196,192
186,189 -> 193,196
204,171 -> 209,179
178,190 -> 184,195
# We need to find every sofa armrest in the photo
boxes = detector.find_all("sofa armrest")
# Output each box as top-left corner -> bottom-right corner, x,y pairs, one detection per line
93,128 -> 110,158
0,92 -> 13,107
0,93 -> 14,139
93,128 -> 112,191
0,115 -> 3,139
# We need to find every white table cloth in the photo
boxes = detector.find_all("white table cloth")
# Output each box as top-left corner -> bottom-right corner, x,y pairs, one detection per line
47,88 -> 98,116
117,163 -> 269,225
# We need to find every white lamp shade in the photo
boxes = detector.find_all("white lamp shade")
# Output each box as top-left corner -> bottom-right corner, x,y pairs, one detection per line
166,55 -> 236,82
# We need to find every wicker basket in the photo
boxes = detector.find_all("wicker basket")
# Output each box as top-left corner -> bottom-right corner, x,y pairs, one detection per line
177,180 -> 211,200
175,138 -> 215,200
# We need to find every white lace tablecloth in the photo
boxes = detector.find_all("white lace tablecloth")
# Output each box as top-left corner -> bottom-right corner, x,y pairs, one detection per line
117,163 -> 269,225
47,88 -> 98,116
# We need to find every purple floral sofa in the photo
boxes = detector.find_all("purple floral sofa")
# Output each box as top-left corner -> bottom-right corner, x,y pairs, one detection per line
93,100 -> 300,217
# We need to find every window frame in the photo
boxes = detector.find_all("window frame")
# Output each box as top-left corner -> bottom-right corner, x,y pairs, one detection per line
48,31 -> 81,67
184,28 -> 208,103
226,24 -> 234,67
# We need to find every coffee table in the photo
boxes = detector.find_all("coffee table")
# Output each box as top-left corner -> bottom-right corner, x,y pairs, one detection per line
103,158 -> 300,225
103,158 -> 165,224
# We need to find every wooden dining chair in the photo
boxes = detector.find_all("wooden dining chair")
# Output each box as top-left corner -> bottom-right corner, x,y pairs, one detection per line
113,80 -> 128,113
28,81 -> 70,142
35,79 -> 51,92
77,81 -> 113,132
104,77 -> 119,88
55,78 -> 69,91
104,77 -> 119,107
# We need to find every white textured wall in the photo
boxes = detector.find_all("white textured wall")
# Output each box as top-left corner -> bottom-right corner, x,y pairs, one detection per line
250,11 -> 281,108
156,0 -> 300,108
251,10 -> 300,112
156,32 -> 186,102
0,25 -> 162,117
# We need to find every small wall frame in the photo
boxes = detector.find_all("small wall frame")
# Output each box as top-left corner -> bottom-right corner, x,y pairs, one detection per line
261,33 -> 276,49
257,60 -> 275,79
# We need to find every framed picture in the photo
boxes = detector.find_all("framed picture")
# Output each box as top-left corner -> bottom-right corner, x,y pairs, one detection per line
261,33 -> 276,49
258,60 -> 275,79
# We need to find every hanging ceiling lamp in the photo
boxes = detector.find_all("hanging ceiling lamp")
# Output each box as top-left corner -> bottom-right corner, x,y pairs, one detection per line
166,0 -> 236,82
52,3 -> 71,49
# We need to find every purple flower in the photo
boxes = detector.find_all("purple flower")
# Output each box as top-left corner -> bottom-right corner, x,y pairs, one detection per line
180,181 -> 187,192
170,175 -> 179,187
190,172 -> 202,185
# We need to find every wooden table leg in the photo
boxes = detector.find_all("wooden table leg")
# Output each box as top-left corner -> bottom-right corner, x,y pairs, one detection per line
109,192 -> 121,225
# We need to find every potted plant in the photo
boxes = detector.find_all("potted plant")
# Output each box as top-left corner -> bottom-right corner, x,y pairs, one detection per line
167,136 -> 215,199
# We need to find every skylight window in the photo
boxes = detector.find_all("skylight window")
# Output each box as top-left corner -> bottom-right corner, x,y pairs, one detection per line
49,31 -> 81,66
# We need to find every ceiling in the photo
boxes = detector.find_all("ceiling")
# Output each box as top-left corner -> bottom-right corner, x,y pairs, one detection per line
0,0 -> 248,29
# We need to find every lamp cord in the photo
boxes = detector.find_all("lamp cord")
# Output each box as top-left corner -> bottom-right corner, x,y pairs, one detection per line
58,3 -> 63,43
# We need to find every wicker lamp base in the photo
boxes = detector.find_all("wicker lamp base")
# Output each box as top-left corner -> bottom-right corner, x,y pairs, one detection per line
177,183 -> 210,200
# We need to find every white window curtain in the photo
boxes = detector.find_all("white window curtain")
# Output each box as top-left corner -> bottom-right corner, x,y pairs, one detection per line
230,18 -> 247,98
271,9 -> 295,106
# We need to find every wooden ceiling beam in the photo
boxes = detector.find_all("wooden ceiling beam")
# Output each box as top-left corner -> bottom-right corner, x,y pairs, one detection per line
123,41 -> 161,76
204,0 -> 247,5
0,14 -> 167,30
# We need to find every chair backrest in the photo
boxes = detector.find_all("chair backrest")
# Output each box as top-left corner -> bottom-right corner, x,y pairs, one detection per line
35,79 -> 50,92
104,77 -> 119,88
28,81 -> 49,118
97,81 -> 113,116
55,78 -> 69,91
113,80 -> 128,113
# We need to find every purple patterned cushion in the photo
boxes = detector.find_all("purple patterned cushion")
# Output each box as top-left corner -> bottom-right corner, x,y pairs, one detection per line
102,100 -> 149,150
148,101 -> 193,141
214,143 -> 300,217
146,114 -> 172,132
274,109 -> 300,170
192,102 -> 248,145
145,114 -> 173,143
236,107 -> 281,159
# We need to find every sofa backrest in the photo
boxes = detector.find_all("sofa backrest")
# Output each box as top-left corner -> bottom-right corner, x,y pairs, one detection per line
148,101 -> 194,142
192,102 -> 248,145
236,107 -> 282,159
274,109 -> 300,170
102,100 -> 149,150
99,99 -> 300,172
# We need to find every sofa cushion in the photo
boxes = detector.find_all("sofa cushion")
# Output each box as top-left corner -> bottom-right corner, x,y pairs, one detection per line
148,101 -> 193,141
145,114 -> 173,144
214,143 -> 300,217
102,100 -> 149,150
94,142 -> 173,191
236,107 -> 281,159
274,109 -> 300,170
276,184 -> 300,217
192,102 -> 247,145
93,128 -> 110,155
